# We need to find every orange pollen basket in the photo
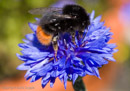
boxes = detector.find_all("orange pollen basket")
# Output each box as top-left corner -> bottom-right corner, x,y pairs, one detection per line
36,26 -> 53,45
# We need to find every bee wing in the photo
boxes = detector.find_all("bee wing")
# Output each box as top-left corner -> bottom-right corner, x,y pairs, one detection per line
54,14 -> 72,19
28,7 -> 62,15
40,13 -> 73,25
29,7 -> 74,25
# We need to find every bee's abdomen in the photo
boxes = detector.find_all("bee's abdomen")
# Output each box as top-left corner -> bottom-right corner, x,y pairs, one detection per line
36,26 -> 53,45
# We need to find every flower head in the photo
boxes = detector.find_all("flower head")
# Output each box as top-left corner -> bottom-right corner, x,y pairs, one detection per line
17,11 -> 117,89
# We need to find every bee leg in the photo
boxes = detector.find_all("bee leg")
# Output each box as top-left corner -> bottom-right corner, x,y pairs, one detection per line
52,35 -> 59,60
79,30 -> 84,39
71,32 -> 76,45
79,29 -> 88,42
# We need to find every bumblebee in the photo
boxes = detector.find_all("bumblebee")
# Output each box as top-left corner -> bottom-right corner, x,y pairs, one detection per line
29,4 -> 90,56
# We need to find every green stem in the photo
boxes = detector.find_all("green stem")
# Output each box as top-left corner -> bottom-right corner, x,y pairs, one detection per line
72,77 -> 86,91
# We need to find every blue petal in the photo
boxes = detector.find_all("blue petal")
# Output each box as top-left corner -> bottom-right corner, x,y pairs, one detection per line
25,58 -> 46,65
35,18 -> 40,21
30,75 -> 41,82
59,74 -> 64,82
25,70 -> 35,78
107,44 -> 117,49
84,63 -> 94,73
24,69 -> 32,77
18,43 -> 29,49
90,10 -> 95,22
16,53 -> 27,62
42,73 -> 51,82
51,71 -> 59,77
26,73 -> 35,80
17,63 -> 30,70
93,15 -> 102,25
105,56 -> 116,61
25,33 -> 35,41
41,79 -> 49,88
101,54 -> 116,61
30,58 -> 49,73
21,49 -> 50,59
92,67 -> 100,78
63,73 -> 67,89
50,78 -> 56,88
72,73 -> 78,84
113,49 -> 118,53
91,54 -> 108,65
32,63 -> 53,76
22,39 -> 30,44
28,23 -> 37,32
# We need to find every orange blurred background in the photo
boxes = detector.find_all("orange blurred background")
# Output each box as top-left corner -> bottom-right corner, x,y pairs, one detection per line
0,0 -> 130,91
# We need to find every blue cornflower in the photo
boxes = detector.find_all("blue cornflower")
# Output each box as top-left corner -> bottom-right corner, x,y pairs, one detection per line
17,11 -> 117,89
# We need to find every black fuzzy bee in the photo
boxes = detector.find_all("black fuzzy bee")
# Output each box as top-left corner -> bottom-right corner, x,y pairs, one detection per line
29,4 -> 90,55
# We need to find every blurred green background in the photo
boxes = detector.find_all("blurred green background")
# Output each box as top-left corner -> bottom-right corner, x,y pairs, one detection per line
0,0 -> 130,91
